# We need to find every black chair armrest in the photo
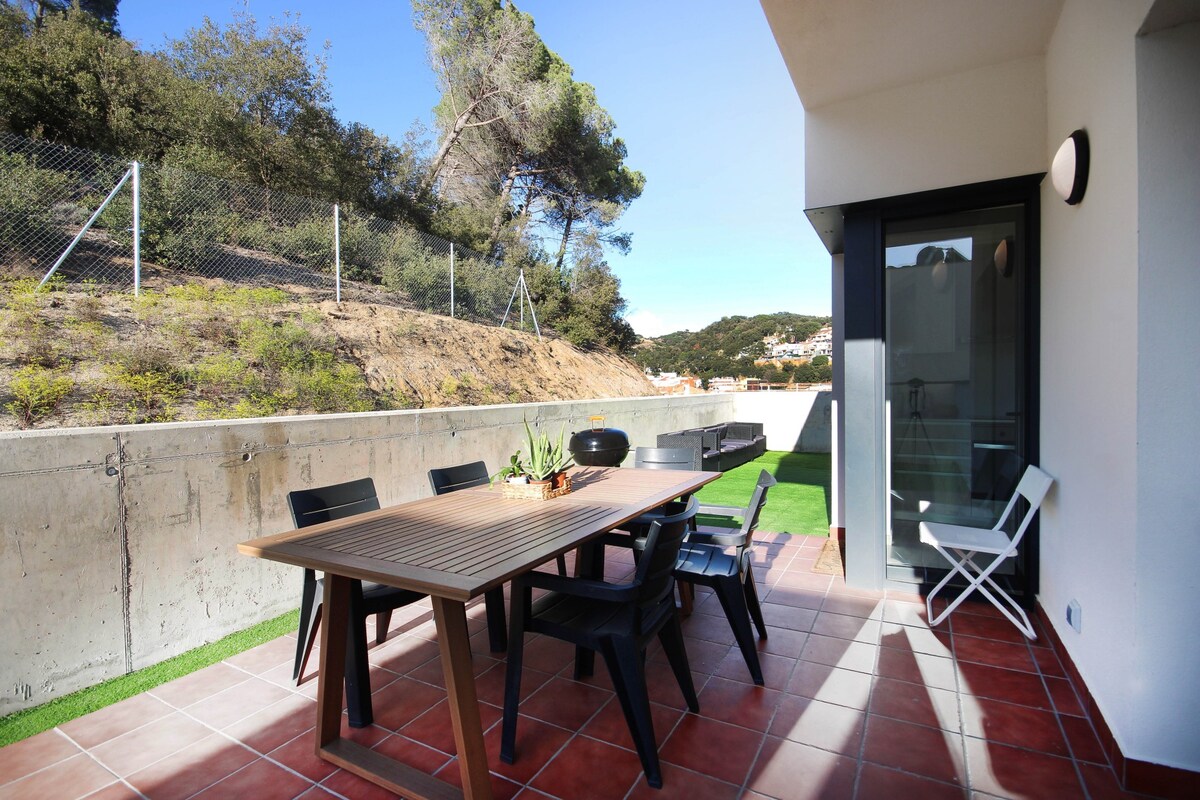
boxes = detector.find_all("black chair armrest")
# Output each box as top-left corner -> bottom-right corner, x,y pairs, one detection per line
685,528 -> 746,548
515,569 -> 636,603
698,503 -> 747,518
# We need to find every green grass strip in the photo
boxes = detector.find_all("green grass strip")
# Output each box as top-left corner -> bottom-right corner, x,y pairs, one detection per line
694,450 -> 832,537
0,610 -> 299,748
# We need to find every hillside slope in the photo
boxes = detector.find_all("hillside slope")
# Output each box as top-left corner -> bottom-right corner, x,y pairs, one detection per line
0,281 -> 653,431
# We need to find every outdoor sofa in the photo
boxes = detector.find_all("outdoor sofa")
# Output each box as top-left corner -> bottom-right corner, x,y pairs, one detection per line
656,421 -> 766,472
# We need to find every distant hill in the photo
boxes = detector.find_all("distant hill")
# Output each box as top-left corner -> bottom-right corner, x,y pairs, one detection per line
633,312 -> 832,383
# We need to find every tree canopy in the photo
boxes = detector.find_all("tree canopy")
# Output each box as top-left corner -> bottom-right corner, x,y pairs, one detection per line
0,0 -> 650,352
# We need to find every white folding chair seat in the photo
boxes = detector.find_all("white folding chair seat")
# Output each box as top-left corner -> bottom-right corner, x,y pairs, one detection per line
920,465 -> 1054,640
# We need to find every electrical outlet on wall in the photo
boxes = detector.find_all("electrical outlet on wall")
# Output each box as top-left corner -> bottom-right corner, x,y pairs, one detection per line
1067,599 -> 1082,632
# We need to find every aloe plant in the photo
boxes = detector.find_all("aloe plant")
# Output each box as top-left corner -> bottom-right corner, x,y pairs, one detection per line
522,418 -> 573,480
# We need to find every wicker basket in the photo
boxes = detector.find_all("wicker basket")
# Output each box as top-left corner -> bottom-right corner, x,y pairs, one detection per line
499,474 -> 572,500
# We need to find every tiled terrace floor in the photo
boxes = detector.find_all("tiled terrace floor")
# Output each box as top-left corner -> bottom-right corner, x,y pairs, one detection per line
2,534 -> 1145,800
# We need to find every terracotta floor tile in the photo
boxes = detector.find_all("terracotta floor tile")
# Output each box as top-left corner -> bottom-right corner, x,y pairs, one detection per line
474,662 -> 553,708
953,635 -> 1037,674
760,602 -> 819,633
124,732 -> 257,800
406,651 -> 499,688
957,662 -> 1051,710
183,676 -> 293,730
745,735 -> 856,800
862,715 -> 966,786
662,635 -> 731,675
80,782 -> 142,800
265,732 -> 339,783
221,693 -> 316,755
950,612 -> 1032,644
483,714 -> 571,784
0,729 -> 82,784
1059,714 -> 1108,764
714,649 -> 796,690
820,593 -> 885,620
856,762 -> 967,800
58,693 -> 174,749
223,636 -> 297,675
294,788 -> 340,800
150,662 -> 252,709
800,634 -> 878,674
1076,761 -> 1144,800
682,612 -> 749,644
767,695 -> 865,756
530,736 -> 643,800
811,611 -> 882,644
1044,676 -> 1085,717
400,696 -> 503,756
879,621 -> 954,657
189,757 -> 313,800
0,753 -> 118,800
1032,645 -> 1067,678
870,675 -> 962,733
625,761 -> 740,799
765,585 -> 827,611
370,733 -> 454,777
786,661 -> 872,710
659,714 -> 765,786
881,599 -> 934,628
517,676 -> 612,731
755,625 -> 809,658
695,676 -> 782,732
366,675 -> 447,732
371,635 -> 442,675
963,737 -> 1085,800
580,696 -> 682,753
434,761 -> 524,800
876,647 -> 958,692
87,712 -> 213,777
961,697 -> 1068,757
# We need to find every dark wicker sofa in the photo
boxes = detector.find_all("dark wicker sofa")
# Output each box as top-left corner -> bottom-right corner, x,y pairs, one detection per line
656,422 -> 766,472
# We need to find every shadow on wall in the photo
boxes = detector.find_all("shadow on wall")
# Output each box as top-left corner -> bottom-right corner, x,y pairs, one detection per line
787,390 -> 833,453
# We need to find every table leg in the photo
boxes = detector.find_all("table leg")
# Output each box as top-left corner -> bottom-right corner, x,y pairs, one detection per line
316,574 -> 351,749
432,596 -> 494,800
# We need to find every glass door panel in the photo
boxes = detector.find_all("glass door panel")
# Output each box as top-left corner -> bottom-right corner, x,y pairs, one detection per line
884,206 -> 1027,581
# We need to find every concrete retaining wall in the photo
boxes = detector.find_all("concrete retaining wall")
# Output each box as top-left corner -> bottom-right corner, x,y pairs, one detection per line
0,394 -> 738,714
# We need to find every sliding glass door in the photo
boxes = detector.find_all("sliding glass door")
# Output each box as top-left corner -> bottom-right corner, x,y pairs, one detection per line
883,205 -> 1032,583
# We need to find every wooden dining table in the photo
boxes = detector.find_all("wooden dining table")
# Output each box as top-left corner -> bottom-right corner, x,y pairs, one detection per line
237,465 -> 720,800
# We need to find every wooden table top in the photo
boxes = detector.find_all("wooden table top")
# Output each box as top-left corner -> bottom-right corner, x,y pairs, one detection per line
238,466 -> 720,602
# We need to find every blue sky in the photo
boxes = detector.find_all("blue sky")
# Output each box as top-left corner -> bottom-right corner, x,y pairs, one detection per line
118,0 -> 832,336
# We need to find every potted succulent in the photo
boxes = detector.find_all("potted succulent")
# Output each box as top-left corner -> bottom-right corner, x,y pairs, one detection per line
492,451 -> 528,484
522,418 -> 573,487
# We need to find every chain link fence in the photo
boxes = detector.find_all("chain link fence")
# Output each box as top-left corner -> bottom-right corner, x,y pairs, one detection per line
0,131 -> 527,326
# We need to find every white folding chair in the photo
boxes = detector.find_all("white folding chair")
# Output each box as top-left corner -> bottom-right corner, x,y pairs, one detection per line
920,465 -> 1054,639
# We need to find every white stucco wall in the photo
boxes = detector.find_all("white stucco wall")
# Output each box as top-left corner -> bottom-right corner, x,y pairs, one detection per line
731,390 -> 832,453
1131,16 -> 1200,770
804,56 -> 1048,209
1038,0 -> 1152,766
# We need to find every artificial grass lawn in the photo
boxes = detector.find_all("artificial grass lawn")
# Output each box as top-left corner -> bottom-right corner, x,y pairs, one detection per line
693,450 -> 832,537
0,610 -> 299,748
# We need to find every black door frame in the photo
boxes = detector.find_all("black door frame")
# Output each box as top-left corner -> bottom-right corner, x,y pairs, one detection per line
841,174 -> 1043,597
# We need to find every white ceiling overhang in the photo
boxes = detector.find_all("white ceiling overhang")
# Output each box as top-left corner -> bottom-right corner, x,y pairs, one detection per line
759,0 -> 1066,111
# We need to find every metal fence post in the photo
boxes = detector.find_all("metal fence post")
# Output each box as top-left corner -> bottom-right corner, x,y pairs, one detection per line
37,164 -> 134,291
450,242 -> 455,318
333,202 -> 341,304
131,161 -> 141,297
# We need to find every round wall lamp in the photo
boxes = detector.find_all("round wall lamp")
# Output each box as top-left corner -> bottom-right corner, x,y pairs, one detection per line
1051,129 -> 1089,205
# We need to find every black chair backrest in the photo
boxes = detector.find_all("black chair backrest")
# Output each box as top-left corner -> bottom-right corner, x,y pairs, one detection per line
287,477 -> 380,529
634,447 -> 699,471
632,497 -> 698,629
733,470 -> 776,557
428,461 -> 490,496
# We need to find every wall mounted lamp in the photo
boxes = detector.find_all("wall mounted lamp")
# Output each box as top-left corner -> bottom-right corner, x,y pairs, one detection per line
1051,129 -> 1089,205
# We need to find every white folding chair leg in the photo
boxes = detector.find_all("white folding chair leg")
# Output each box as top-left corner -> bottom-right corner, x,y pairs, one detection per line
926,546 -> 1036,640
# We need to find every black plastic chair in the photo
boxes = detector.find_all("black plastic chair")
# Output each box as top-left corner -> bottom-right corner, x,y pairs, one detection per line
289,478 -> 426,688
501,498 -> 700,789
428,461 -> 568,653
633,445 -> 703,472
674,469 -> 777,685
